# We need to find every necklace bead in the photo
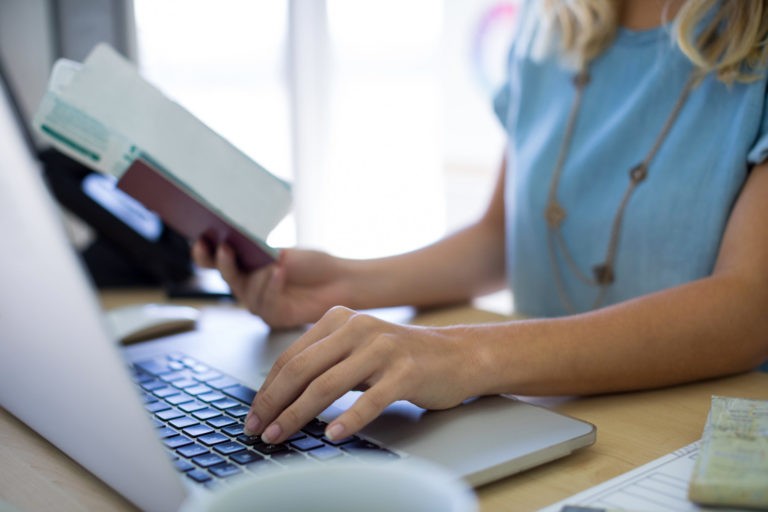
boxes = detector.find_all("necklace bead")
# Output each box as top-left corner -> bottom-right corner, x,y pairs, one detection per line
545,201 -> 567,228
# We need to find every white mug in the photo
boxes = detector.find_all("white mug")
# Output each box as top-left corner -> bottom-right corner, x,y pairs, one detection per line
179,456 -> 478,512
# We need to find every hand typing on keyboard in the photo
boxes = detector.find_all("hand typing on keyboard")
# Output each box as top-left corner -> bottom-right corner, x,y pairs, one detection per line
244,306 -> 484,445
134,352 -> 401,486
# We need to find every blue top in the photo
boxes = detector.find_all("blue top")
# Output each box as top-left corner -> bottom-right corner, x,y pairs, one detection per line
493,3 -> 768,318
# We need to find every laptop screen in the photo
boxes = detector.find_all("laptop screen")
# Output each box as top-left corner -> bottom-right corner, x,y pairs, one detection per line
0,67 -> 187,512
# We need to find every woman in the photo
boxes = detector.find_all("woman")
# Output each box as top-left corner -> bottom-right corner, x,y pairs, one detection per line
194,0 -> 768,445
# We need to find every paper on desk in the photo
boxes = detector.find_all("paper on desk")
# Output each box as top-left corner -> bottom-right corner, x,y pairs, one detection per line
688,396 -> 768,509
540,440 -> 756,512
33,43 -> 291,242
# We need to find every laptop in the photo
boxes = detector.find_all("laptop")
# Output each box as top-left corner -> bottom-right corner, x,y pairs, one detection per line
0,70 -> 596,512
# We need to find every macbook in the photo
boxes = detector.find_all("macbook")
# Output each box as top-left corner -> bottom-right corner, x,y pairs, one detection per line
0,68 -> 595,512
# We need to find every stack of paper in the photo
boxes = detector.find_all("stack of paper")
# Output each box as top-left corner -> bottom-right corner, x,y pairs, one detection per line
688,395 -> 768,509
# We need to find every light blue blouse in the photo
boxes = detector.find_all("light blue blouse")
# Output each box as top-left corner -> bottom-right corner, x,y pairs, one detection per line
493,4 -> 768,319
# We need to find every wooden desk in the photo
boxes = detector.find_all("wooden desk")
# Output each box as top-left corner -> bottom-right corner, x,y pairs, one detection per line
2,292 -> 767,512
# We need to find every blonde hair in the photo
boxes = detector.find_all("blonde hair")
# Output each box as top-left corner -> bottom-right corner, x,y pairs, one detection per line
538,0 -> 768,84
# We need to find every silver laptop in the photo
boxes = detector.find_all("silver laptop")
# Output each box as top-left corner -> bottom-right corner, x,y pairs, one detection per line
0,73 -> 595,512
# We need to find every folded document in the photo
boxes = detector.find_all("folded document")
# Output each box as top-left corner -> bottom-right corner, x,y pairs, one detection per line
34,44 -> 292,271
688,395 -> 768,510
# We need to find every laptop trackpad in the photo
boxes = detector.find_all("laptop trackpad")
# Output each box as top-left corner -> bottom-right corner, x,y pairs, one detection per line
322,393 -> 595,486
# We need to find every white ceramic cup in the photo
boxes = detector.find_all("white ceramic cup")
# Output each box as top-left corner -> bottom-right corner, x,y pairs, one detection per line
179,456 -> 478,512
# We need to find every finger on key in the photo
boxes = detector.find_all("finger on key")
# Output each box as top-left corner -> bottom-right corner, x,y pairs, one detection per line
258,350 -> 380,444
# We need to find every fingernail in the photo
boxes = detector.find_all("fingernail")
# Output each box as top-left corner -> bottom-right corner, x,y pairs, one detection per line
244,413 -> 261,436
262,423 -> 282,444
325,422 -> 345,441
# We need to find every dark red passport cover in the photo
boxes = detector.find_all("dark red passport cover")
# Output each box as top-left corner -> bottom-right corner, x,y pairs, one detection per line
117,158 -> 276,271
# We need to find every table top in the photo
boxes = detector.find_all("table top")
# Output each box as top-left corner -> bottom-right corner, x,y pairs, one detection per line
2,290 -> 766,511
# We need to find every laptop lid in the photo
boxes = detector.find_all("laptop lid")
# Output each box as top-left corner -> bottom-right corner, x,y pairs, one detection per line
0,64 -> 186,512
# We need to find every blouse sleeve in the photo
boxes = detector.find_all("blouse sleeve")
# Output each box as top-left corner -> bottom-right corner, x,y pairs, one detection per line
493,82 -> 511,127
491,0 -> 537,130
747,81 -> 768,165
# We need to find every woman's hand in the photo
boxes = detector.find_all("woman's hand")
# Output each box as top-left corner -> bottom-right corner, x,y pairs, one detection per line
192,240 -> 352,328
243,306 -> 484,444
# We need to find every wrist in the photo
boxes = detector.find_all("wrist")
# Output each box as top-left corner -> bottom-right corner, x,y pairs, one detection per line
442,324 -> 513,400
458,320 -> 549,398
339,258 -> 393,310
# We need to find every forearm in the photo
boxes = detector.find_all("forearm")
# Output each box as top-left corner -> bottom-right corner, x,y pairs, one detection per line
342,218 -> 507,310
471,274 -> 768,397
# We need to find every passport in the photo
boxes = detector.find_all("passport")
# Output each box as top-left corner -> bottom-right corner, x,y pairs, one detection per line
117,156 -> 276,271
34,43 -> 291,271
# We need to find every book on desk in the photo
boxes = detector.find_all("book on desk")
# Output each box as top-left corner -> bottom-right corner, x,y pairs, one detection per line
33,43 -> 291,272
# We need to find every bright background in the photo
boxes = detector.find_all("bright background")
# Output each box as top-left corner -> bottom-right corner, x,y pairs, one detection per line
133,0 -> 518,310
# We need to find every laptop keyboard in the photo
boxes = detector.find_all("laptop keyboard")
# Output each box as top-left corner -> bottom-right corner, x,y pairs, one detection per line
130,352 -> 400,487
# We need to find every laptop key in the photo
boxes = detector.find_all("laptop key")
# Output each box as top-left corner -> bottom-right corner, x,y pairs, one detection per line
182,424 -> 214,438
209,463 -> 242,479
230,450 -> 263,465
135,359 -> 172,376
342,440 -> 400,459
133,372 -> 154,384
145,401 -> 171,413
236,434 -> 260,446
212,441 -> 246,456
301,418 -> 328,437
153,386 -> 180,398
180,356 -> 197,366
185,384 -> 213,396
190,363 -> 209,374
168,417 -> 198,429
163,435 -> 193,449
166,392 -> 194,405
211,398 -> 240,410
159,370 -> 190,382
191,408 -> 221,420
226,406 -> 250,419
172,378 -> 199,389
206,376 -> 239,390
141,379 -> 166,392
254,442 -> 289,455
141,392 -> 158,403
198,432 -> 229,446
207,416 -> 237,429
222,424 -> 244,437
156,408 -> 185,421
177,444 -> 208,458
192,453 -> 225,468
179,400 -> 207,413
186,469 -> 212,483
173,459 -> 195,472
157,427 -> 177,439
222,384 -> 256,404
193,370 -> 222,382
321,434 -> 359,446
197,391 -> 225,403
285,431 -> 307,442
291,437 -> 324,452
308,445 -> 343,461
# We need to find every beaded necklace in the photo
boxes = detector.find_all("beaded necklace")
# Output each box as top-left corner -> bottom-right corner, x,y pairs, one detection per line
545,69 -> 700,312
